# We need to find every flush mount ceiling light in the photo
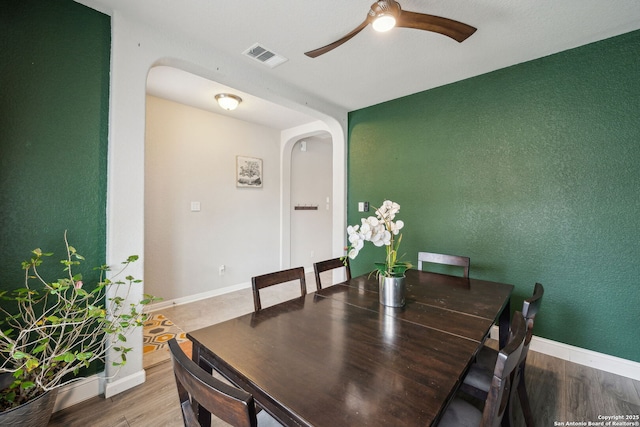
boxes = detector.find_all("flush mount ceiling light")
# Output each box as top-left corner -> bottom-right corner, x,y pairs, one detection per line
370,0 -> 400,32
215,93 -> 242,111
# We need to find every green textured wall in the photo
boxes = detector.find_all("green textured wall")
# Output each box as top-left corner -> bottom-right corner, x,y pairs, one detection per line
0,1 -> 110,290
348,30 -> 640,363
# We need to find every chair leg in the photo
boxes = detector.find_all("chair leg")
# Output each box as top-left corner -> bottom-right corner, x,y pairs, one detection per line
501,399 -> 513,427
518,374 -> 535,427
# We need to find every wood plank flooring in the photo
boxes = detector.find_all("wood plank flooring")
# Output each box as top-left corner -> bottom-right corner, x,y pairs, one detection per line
49,273 -> 640,426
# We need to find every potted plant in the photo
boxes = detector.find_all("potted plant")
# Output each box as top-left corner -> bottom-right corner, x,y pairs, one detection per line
346,200 -> 412,307
0,232 -> 157,426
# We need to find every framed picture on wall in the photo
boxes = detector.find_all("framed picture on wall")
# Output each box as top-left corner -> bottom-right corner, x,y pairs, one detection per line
236,156 -> 263,188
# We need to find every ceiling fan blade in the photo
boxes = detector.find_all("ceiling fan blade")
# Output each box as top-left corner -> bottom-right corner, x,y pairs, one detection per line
396,11 -> 477,42
305,19 -> 370,58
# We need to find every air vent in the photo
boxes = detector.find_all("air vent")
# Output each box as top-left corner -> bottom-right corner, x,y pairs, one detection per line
243,43 -> 288,68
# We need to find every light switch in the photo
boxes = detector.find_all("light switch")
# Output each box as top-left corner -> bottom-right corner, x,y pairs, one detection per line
190,201 -> 201,212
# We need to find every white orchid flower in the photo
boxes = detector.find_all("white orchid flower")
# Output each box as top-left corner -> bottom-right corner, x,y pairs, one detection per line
369,230 -> 382,244
366,216 -> 379,227
381,230 -> 392,245
373,222 -> 386,234
373,230 -> 392,246
380,200 -> 400,220
390,220 -> 404,235
345,200 -> 410,277
360,222 -> 373,240
375,205 -> 388,220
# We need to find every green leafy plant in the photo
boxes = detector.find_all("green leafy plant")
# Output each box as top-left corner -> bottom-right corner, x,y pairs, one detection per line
346,200 -> 412,277
0,233 -> 158,410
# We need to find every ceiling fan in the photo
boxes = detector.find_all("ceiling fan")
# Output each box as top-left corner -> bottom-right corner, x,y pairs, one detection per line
304,0 -> 477,58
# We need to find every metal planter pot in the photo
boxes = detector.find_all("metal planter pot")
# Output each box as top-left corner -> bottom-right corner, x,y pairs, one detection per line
0,388 -> 58,427
378,275 -> 406,307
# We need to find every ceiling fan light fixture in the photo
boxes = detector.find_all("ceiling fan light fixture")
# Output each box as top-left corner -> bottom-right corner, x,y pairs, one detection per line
304,0 -> 477,58
370,0 -> 401,32
215,93 -> 242,111
372,14 -> 396,32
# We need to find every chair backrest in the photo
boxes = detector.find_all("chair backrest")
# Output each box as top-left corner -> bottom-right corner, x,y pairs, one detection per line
481,311 -> 527,427
417,251 -> 470,278
313,257 -> 351,290
519,282 -> 544,364
251,266 -> 307,311
168,338 -> 258,427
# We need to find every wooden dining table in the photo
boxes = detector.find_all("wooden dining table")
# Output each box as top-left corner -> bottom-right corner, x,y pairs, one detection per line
187,269 -> 513,427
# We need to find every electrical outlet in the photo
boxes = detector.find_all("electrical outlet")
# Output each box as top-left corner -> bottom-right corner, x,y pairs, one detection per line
218,265 -> 225,276
358,202 -> 370,212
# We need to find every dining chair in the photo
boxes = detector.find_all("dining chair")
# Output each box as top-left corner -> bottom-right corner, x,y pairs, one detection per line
437,311 -> 527,427
167,338 -> 282,427
251,266 -> 307,311
313,257 -> 351,290
417,251 -> 470,278
460,282 -> 545,427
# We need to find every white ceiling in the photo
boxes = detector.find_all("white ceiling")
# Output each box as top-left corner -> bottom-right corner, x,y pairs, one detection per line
79,0 -> 640,130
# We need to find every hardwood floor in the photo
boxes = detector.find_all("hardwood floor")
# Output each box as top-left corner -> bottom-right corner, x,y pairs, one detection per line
49,273 -> 640,426
508,349 -> 640,426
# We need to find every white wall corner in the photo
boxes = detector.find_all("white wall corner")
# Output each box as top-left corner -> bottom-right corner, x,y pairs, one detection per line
103,368 -> 146,398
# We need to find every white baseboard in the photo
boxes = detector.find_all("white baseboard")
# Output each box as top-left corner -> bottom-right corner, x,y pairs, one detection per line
490,326 -> 640,381
53,374 -> 104,412
104,369 -> 146,398
146,281 -> 251,312
146,271 -> 324,313
530,336 -> 640,381
53,367 -> 146,412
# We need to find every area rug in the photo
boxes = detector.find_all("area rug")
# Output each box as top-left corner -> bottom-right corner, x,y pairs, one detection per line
143,313 -> 192,368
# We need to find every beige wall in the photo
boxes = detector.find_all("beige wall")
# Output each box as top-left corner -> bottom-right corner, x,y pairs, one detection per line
145,95 -> 282,301
290,137 -> 333,270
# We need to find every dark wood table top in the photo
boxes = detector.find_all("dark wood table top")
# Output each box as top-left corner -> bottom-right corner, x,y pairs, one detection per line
316,269 -> 513,342
187,269 -> 513,427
